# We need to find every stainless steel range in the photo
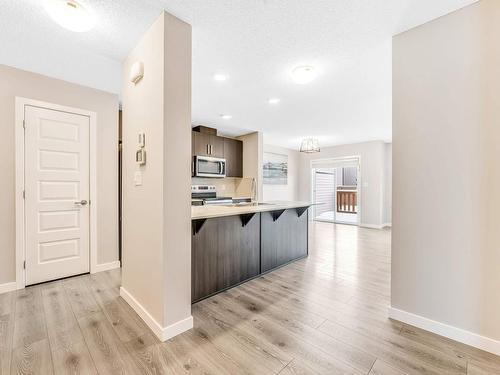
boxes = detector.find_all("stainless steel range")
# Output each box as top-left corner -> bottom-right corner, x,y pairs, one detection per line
191,185 -> 233,206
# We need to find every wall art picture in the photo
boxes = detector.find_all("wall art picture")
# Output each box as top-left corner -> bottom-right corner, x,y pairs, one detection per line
263,152 -> 288,185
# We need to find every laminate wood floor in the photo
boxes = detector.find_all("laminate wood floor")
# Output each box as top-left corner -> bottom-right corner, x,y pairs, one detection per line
2,222 -> 500,374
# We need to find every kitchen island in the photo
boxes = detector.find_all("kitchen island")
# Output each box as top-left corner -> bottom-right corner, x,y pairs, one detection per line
191,202 -> 311,303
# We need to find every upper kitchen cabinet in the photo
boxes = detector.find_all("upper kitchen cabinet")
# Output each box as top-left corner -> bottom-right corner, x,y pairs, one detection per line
224,138 -> 243,177
209,135 -> 225,158
192,131 -> 211,156
191,126 -> 243,177
192,127 -> 225,158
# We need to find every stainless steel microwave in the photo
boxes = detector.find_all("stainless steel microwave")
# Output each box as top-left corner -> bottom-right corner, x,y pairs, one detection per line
193,155 -> 226,178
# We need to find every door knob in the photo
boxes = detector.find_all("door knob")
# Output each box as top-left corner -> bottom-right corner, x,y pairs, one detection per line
74,200 -> 88,206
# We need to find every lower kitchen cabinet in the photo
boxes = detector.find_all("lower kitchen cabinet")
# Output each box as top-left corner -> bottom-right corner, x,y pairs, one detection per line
192,213 -> 260,302
260,209 -> 308,273
191,207 -> 309,303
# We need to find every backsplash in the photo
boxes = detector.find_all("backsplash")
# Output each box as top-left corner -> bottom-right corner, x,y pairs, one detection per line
192,177 -> 253,198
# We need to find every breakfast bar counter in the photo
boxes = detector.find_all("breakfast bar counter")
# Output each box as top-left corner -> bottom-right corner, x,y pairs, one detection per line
191,201 -> 312,220
191,201 -> 311,303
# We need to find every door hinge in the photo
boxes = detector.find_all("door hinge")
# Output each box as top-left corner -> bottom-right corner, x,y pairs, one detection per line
23,261 -> 26,270
22,190 -> 25,199
22,120 -> 26,129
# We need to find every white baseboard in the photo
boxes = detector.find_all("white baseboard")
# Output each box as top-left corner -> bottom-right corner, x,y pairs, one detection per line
389,307 -> 500,356
92,261 -> 121,274
120,287 -> 193,341
359,223 -> 384,229
0,282 -> 17,295
163,315 -> 194,340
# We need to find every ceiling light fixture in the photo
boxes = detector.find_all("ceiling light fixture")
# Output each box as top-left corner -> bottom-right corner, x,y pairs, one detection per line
300,138 -> 320,153
220,114 -> 232,120
291,65 -> 317,85
43,0 -> 96,32
268,98 -> 281,104
213,73 -> 229,81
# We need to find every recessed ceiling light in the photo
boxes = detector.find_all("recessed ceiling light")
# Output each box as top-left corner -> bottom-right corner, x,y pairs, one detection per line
213,73 -> 229,81
268,98 -> 281,104
220,114 -> 232,120
291,65 -> 317,84
43,0 -> 96,32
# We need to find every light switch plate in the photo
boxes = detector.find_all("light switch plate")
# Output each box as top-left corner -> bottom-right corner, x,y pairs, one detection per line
138,132 -> 145,148
134,171 -> 143,186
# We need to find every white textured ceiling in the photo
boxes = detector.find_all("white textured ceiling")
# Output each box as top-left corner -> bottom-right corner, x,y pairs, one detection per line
0,0 -> 477,149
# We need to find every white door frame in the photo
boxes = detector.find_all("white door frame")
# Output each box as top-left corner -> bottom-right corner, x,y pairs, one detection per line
309,155 -> 362,226
15,97 -> 98,289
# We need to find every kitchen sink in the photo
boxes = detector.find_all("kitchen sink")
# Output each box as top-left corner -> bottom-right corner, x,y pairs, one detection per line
220,202 -> 273,207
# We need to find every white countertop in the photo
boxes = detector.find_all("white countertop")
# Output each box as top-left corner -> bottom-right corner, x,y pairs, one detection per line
191,201 -> 312,220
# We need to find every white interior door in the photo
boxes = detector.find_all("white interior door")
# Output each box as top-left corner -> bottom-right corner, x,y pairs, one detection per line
24,105 -> 90,285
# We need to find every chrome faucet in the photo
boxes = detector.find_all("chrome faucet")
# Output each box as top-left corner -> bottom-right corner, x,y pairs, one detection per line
251,178 -> 256,202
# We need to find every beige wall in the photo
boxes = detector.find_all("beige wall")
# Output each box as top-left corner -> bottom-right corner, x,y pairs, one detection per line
0,64 -> 119,285
121,14 -> 166,323
236,132 -> 263,200
298,141 -> 388,227
121,11 -> 192,331
263,144 -> 300,201
161,11 -> 192,327
392,0 -> 500,344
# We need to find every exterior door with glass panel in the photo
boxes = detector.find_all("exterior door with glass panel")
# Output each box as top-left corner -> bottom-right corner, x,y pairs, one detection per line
313,168 -> 336,222
24,105 -> 90,285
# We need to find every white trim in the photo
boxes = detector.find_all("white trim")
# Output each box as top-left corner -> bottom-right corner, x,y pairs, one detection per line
163,315 -> 195,341
89,112 -> 98,274
15,97 -> 99,288
15,99 -> 25,290
309,155 -> 362,226
93,261 -> 121,274
0,282 -> 17,295
120,287 -> 193,341
382,223 -> 392,228
389,307 -> 500,356
359,223 -> 385,229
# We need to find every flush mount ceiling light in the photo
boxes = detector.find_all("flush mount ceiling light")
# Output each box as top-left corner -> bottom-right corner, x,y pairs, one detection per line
291,65 -> 317,84
43,0 -> 96,33
300,138 -> 320,153
268,98 -> 281,104
220,114 -> 232,120
213,73 -> 229,81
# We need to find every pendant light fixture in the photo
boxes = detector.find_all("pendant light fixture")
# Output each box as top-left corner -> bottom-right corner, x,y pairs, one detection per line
300,138 -> 320,153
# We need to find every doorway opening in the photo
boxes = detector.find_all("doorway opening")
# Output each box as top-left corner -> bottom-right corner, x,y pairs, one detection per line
311,158 -> 360,225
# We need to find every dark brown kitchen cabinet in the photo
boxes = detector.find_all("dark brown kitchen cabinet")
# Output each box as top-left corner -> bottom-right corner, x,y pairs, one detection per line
191,218 -> 220,301
224,138 -> 243,177
192,131 -> 225,158
260,208 -> 308,273
192,131 -> 211,156
209,135 -> 225,158
192,213 -> 260,302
